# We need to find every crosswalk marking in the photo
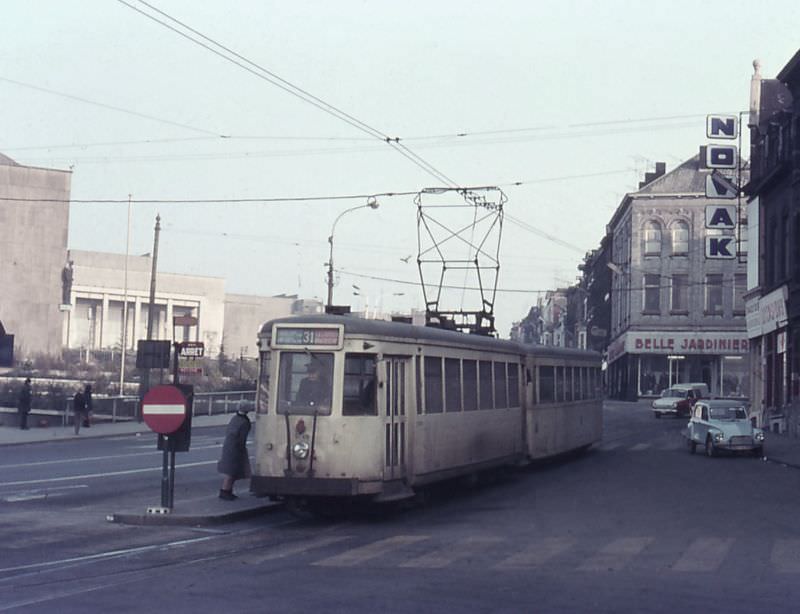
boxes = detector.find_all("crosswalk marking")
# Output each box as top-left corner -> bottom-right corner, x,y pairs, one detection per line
246,535 -> 353,565
494,537 -> 575,569
673,537 -> 734,572
313,535 -> 429,567
399,537 -> 504,569
577,537 -> 653,571
236,535 -> 800,572
630,443 -> 651,451
772,539 -> 800,572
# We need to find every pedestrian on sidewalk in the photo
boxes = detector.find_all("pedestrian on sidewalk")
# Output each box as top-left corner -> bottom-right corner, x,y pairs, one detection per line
72,384 -> 93,434
83,384 -> 93,428
17,378 -> 32,430
217,409 -> 251,501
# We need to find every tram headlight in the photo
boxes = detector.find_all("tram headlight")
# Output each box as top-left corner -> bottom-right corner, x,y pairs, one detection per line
292,441 -> 310,459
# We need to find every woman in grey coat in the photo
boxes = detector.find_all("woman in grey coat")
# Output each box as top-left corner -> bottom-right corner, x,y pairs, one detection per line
217,409 -> 251,500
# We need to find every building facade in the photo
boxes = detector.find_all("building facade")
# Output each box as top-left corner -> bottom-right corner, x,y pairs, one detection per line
745,51 -> 800,432
0,154 -> 71,358
606,158 -> 749,400
65,249 -> 227,357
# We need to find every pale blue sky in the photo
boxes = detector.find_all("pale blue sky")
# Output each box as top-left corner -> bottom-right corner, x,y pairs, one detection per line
2,1 -> 798,335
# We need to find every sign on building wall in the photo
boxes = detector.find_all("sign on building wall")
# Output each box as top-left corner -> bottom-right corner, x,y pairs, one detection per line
705,205 -> 736,229
705,114 -> 739,169
705,172 -> 738,199
609,332 -> 749,361
705,236 -> 736,259
758,285 -> 789,335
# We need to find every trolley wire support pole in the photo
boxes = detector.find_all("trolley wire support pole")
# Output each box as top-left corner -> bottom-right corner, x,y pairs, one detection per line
161,436 -> 171,508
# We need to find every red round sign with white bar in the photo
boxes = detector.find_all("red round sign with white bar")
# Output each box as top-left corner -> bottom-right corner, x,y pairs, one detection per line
142,385 -> 187,434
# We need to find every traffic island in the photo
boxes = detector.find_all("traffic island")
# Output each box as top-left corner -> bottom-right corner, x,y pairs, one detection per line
107,497 -> 281,526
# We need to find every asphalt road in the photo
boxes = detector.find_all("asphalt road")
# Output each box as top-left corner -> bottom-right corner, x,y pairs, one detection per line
2,403 -> 800,613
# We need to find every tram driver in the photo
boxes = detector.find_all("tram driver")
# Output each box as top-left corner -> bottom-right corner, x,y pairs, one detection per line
296,359 -> 331,409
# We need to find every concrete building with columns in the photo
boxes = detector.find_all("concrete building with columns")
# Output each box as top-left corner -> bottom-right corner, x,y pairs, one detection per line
64,249 -> 226,356
0,152 -> 323,363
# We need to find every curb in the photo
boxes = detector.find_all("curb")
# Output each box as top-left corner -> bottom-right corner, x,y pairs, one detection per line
0,422 -> 227,447
107,501 -> 281,526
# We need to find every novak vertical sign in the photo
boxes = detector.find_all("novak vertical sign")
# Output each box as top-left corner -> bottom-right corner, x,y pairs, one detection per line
705,114 -> 738,169
703,114 -> 740,260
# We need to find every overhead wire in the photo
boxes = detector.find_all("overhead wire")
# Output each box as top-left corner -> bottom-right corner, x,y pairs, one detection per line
118,0 -> 459,188
0,76 -> 223,137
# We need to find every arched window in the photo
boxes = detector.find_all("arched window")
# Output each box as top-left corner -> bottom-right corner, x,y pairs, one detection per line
671,220 -> 689,255
643,221 -> 662,256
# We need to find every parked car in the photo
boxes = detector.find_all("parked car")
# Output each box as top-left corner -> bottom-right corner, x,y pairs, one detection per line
686,399 -> 765,457
652,384 -> 703,418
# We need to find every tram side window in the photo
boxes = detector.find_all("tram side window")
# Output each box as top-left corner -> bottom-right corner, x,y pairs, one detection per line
539,365 -> 555,402
445,358 -> 462,412
463,359 -> 479,411
494,362 -> 508,408
277,352 -> 334,415
424,356 -> 444,413
479,360 -> 493,409
556,366 -> 565,402
565,367 -> 573,402
343,354 -> 377,416
584,367 -> 592,400
256,351 -> 271,414
508,363 -> 520,407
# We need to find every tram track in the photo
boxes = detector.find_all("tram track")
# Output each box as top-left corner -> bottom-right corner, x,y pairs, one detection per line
0,518 -> 349,610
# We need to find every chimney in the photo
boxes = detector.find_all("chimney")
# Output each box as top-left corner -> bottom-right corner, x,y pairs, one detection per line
638,162 -> 666,189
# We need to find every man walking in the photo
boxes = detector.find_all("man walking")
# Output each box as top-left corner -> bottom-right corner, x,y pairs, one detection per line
17,378 -> 32,430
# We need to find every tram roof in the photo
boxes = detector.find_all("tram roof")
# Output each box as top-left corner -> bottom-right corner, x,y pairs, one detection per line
259,315 -> 600,360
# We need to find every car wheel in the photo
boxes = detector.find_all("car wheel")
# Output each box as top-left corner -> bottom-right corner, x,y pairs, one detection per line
705,437 -> 716,458
687,439 -> 696,454
654,411 -> 661,419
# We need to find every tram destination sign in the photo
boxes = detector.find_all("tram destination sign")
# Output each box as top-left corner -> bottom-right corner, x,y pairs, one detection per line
274,326 -> 341,348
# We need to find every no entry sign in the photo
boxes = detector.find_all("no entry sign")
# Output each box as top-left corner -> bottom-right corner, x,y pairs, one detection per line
142,385 -> 187,434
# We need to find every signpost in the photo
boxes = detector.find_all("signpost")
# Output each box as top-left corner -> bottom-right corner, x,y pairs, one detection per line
142,384 -> 189,511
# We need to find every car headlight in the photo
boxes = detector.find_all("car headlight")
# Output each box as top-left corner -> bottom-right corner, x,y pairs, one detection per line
755,432 -> 765,442
671,401 -> 679,408
292,441 -> 310,459
713,432 -> 725,443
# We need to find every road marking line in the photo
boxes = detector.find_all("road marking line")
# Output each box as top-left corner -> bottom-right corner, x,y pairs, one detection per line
495,537 -> 575,569
630,443 -> 651,451
673,537 -> 734,572
0,533 -> 221,574
247,535 -> 353,564
772,539 -> 800,573
313,535 -> 429,567
399,537 -> 504,569
0,460 -> 216,487
2,484 -> 89,502
578,537 -> 653,571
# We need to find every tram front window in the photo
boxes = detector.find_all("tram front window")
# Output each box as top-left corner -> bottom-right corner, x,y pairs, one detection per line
343,353 -> 377,416
278,352 -> 334,414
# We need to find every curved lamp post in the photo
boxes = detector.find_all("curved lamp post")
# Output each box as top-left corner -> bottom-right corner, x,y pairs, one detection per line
326,197 -> 379,308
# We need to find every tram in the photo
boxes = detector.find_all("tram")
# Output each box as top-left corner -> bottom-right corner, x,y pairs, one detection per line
250,315 -> 602,505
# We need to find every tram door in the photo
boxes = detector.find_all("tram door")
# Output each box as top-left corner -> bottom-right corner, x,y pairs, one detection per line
382,356 -> 409,481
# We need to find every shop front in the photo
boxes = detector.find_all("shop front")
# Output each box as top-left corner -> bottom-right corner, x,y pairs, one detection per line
607,331 -> 750,400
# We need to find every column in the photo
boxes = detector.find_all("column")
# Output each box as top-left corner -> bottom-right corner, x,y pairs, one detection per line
100,294 -> 109,348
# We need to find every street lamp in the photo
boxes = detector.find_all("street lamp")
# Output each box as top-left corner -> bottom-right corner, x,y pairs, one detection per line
326,197 -> 379,308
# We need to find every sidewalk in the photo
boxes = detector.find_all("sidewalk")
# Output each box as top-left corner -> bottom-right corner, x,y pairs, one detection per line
761,430 -> 800,469
0,412 -> 232,445
0,413 -> 281,526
